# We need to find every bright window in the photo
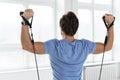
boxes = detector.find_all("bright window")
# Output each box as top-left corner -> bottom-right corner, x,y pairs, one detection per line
78,9 -> 92,40
0,3 -> 25,71
94,0 -> 112,5
0,3 -> 24,44
77,0 -> 113,62
94,10 -> 108,42
29,5 -> 55,42
78,0 -> 92,3
0,2 -> 54,71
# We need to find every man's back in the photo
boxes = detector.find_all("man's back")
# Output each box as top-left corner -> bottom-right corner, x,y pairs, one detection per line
44,39 -> 96,80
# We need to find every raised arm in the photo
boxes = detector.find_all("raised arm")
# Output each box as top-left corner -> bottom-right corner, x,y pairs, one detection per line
21,9 -> 45,54
93,14 -> 114,54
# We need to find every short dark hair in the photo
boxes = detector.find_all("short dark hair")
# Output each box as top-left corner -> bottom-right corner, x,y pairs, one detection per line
60,11 -> 79,36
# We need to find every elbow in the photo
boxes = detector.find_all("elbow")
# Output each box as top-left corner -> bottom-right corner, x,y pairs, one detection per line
22,46 -> 27,51
22,45 -> 34,53
105,46 -> 112,51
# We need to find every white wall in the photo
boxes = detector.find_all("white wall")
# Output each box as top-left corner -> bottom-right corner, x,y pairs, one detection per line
0,68 -> 52,80
0,63 -> 119,80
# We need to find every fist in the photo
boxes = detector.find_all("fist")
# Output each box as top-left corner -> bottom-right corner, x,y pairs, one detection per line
23,9 -> 34,20
104,14 -> 114,25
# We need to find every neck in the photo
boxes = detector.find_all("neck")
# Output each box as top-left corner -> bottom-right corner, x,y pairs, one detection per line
64,36 -> 75,42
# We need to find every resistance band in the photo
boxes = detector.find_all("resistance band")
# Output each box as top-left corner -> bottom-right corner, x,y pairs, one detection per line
99,16 -> 115,80
20,12 -> 40,80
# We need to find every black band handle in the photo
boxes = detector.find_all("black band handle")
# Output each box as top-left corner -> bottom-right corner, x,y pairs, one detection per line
20,11 -> 32,28
20,12 -> 24,16
102,16 -> 115,45
102,16 -> 115,31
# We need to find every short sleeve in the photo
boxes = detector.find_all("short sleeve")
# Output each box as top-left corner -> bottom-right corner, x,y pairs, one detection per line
44,39 -> 58,55
81,39 -> 96,54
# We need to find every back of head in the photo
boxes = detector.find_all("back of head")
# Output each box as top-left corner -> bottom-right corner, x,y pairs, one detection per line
60,11 -> 79,36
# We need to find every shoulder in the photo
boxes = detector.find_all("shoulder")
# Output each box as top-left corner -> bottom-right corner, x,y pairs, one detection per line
79,39 -> 94,43
76,39 -> 96,46
77,39 -> 96,54
45,39 -> 58,43
75,39 -> 88,44
44,39 -> 61,54
44,39 -> 60,46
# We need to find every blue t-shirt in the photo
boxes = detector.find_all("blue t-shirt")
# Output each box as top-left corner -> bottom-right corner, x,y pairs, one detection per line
44,39 -> 96,80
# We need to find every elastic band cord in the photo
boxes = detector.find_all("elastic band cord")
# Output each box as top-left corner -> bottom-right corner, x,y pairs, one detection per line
29,17 -> 40,80
99,16 -> 115,80
98,36 -> 107,80
102,16 -> 115,31
30,28 -> 40,80
20,15 -> 40,80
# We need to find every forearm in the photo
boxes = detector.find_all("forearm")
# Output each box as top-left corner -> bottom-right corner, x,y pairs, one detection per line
105,26 -> 114,51
21,26 -> 45,54
94,27 -> 114,54
21,26 -> 33,51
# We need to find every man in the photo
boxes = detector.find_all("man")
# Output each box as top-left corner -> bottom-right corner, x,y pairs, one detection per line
21,9 -> 114,80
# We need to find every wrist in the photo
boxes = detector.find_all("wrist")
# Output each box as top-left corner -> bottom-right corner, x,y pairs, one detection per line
21,20 -> 30,26
108,26 -> 113,34
109,25 -> 114,30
